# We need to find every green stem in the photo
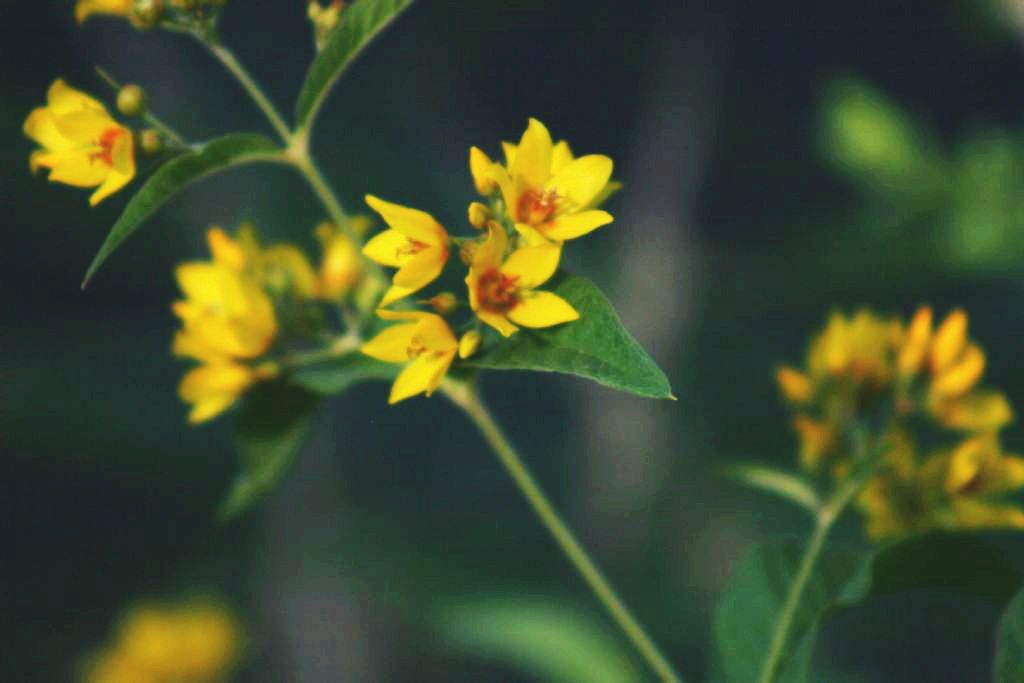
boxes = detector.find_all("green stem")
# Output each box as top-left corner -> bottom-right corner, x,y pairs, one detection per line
443,381 -> 684,683
94,66 -> 187,146
197,33 -> 292,144
756,454 -> 877,683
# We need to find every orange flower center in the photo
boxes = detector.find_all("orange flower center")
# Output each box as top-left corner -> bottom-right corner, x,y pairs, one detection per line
90,127 -> 124,167
516,188 -> 559,225
397,238 -> 430,258
477,268 -> 520,313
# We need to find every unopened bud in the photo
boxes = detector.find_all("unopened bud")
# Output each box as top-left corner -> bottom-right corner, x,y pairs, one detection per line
459,240 -> 479,266
458,330 -> 482,359
139,129 -> 163,155
425,292 -> 458,315
467,202 -> 491,229
117,84 -> 146,117
130,0 -> 164,28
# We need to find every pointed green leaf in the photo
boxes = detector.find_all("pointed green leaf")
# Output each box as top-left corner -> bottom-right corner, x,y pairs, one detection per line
295,0 -> 413,131
289,351 -> 399,395
463,273 -> 673,399
436,597 -> 646,683
713,534 -> 1021,683
218,381 -> 321,522
82,134 -> 283,286
995,585 -> 1024,682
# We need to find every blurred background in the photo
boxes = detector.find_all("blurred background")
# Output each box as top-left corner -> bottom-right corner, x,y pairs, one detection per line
7,1 -> 1024,681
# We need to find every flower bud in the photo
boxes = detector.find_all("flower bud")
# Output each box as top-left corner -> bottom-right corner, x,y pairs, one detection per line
130,0 -> 164,28
459,240 -> 479,266
117,84 -> 147,117
425,292 -> 458,315
467,202 -> 491,229
139,128 -> 164,155
458,330 -> 482,359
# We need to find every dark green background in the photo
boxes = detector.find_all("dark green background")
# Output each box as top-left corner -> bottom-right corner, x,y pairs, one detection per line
6,1 -> 1024,681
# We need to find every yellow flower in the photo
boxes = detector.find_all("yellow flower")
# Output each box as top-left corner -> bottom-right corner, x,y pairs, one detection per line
360,310 -> 458,404
471,118 -> 614,244
776,365 -> 813,403
806,309 -> 898,385
85,601 -> 241,683
209,225 -> 318,299
362,195 -> 450,306
172,229 -> 279,423
24,79 -> 135,206
792,415 -> 835,471
315,222 -> 362,299
465,224 -> 579,337
75,0 -> 132,23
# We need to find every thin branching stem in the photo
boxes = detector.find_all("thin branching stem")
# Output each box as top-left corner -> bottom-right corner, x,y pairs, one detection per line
443,381 -> 684,683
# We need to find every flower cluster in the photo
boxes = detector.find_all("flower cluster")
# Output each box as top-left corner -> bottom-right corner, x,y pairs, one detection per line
777,307 -> 1024,539
360,118 -> 617,402
172,223 -> 363,423
81,599 -> 241,683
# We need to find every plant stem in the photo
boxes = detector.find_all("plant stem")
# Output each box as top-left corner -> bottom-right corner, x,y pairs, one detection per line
756,452 -> 877,683
443,381 -> 684,683
198,34 -> 292,144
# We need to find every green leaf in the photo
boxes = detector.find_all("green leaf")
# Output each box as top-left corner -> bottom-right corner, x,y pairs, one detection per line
289,351 -> 399,395
218,381 -> 321,522
722,463 -> 820,514
435,597 -> 645,683
295,0 -> 413,131
462,273 -> 673,399
82,134 -> 283,287
995,585 -> 1024,682
713,533 -> 1022,683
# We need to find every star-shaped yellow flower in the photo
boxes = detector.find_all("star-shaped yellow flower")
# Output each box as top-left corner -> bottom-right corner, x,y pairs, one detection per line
362,195 -> 450,306
465,224 -> 579,337
23,79 -> 135,206
470,118 -> 614,244
360,310 -> 458,404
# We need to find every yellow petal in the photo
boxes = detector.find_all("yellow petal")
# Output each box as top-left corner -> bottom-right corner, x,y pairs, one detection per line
392,251 -> 446,299
477,309 -> 518,337
507,291 -> 579,329
75,0 -> 133,23
388,350 -> 455,403
45,150 -> 110,187
365,195 -> 446,246
51,109 -> 116,143
363,229 -> 412,268
951,499 -> 1024,530
501,141 -> 518,167
261,244 -> 319,297
776,366 -> 813,403
89,166 -> 133,206
501,245 -> 561,289
179,363 -> 254,424
946,435 -> 990,494
545,154 -> 614,212
412,314 -> 458,353
469,146 -> 497,195
931,309 -> 968,373
207,227 -> 247,271
376,308 -> 431,322
550,140 -> 575,175
984,455 -> 1024,495
379,284 -> 416,307
543,210 -> 613,242
473,224 -> 508,271
360,322 -> 418,362
489,163 -> 517,214
932,343 -> 985,398
23,108 -> 72,151
897,305 -> 932,375
937,390 -> 1014,431
510,118 -> 553,189
514,223 -> 553,246
47,78 -> 108,115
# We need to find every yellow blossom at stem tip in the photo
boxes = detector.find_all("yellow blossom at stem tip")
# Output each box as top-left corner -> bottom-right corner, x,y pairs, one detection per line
472,118 -> 615,244
465,225 -> 579,337
24,79 -> 135,206
362,195 -> 450,306
360,310 -> 458,404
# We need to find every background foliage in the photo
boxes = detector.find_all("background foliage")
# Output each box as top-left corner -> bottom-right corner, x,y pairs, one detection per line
7,1 -> 1024,681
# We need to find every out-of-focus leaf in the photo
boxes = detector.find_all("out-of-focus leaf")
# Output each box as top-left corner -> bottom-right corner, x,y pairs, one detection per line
463,273 -> 674,399
436,597 -> 645,683
713,533 -> 1021,682
295,0 -> 413,131
994,585 -> 1024,682
722,463 -> 820,514
83,134 -> 283,286
289,351 -> 398,395
218,381 -> 320,521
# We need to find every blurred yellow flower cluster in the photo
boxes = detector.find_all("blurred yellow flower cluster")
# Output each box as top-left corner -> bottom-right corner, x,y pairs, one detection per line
82,600 -> 241,683
361,118 -> 616,403
173,222 -> 363,423
23,79 -> 136,206
777,307 -> 1023,539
